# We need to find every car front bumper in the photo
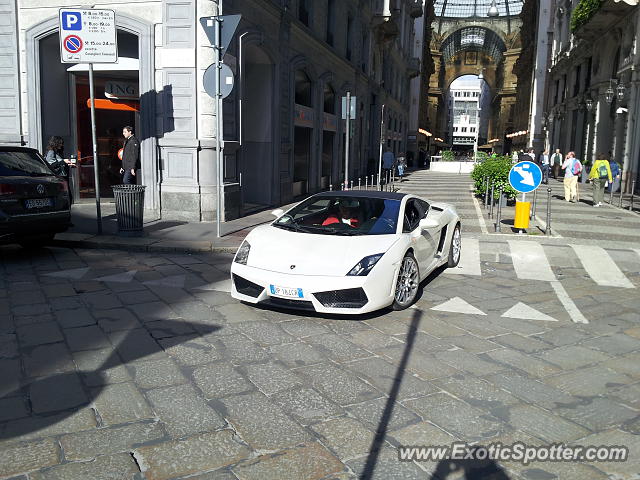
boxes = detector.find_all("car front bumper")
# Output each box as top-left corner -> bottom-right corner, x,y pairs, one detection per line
230,263 -> 398,315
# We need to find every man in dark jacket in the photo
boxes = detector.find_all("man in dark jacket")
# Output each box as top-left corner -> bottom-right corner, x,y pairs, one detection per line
119,126 -> 140,184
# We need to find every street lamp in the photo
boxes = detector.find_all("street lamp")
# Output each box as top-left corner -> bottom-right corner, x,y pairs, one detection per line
605,80 -> 615,104
585,96 -> 594,112
487,0 -> 499,17
617,81 -> 626,101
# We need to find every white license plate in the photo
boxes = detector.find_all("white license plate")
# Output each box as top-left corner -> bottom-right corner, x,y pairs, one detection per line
25,198 -> 52,209
269,284 -> 304,298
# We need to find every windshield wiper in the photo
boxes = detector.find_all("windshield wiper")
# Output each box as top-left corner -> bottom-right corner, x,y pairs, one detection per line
321,227 -> 361,236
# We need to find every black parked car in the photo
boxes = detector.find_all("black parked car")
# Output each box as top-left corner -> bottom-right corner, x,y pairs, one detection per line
0,146 -> 71,248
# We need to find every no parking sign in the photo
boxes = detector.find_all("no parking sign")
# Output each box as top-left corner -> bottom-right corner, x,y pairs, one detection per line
59,9 -> 117,63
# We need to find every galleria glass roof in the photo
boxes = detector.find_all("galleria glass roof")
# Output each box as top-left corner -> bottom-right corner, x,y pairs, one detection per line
434,0 -> 524,18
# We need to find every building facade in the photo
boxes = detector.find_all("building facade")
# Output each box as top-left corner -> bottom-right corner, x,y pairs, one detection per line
544,0 -> 639,191
0,0 -> 422,222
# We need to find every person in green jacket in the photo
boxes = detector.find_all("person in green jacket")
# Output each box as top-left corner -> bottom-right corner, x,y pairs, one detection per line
588,153 -> 613,207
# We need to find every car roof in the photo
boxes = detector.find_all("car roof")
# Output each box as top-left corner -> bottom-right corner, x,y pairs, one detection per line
313,190 -> 407,201
0,146 -> 40,154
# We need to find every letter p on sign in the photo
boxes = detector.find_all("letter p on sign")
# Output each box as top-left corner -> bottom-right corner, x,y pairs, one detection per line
62,11 -> 82,30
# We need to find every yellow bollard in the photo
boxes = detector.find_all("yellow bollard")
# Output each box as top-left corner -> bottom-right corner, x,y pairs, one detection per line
514,201 -> 530,230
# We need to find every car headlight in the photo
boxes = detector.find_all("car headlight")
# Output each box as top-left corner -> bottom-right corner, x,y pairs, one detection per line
234,241 -> 251,265
347,253 -> 384,276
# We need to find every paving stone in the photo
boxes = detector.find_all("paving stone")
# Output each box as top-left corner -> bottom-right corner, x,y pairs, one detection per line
546,365 -> 632,396
129,302 -> 181,321
483,371 -> 576,410
16,322 -> 62,347
389,420 -> 457,446
215,303 -> 269,324
117,289 -> 160,305
172,469 -> 238,480
215,334 -> 270,363
243,361 -> 303,395
485,348 -> 560,378
602,352 -> 640,378
92,382 -> 154,425
10,290 -> 46,306
347,328 -> 402,351
0,408 -> 97,446
95,308 -> 141,332
73,348 -> 130,386
535,345 -> 611,369
347,447 -> 430,480
134,430 -> 249,480
192,362 -> 253,398
42,284 -> 77,298
269,342 -> 326,368
554,397 -> 638,431
49,297 -> 83,311
128,358 -> 187,389
235,321 -> 296,346
442,334 -> 501,353
506,404 -> 590,443
533,327 -> 591,347
64,325 -> 111,352
274,320 -> 331,339
146,319 -> 197,339
513,462 -> 608,480
295,363 -> 382,406
12,304 -> 51,317
24,343 -> 75,378
433,374 -> 520,415
404,392 -> 504,441
311,416 -> 377,461
159,336 -> 222,366
582,333 -> 640,355
346,357 -> 439,400
491,333 -> 551,353
222,392 -> 310,450
304,333 -> 372,363
0,396 -> 29,422
0,439 -> 59,478
346,397 -> 421,432
30,453 -> 140,480
610,383 -> 640,410
576,429 -> 640,478
54,308 -> 96,328
232,442 -> 344,480
30,372 -> 88,414
413,317 -> 467,338
271,387 -> 343,425
146,384 -> 225,437
109,328 -> 166,364
13,313 -> 56,327
435,349 -> 506,376
380,346 -> 460,380
81,291 -> 123,310
407,332 -> 454,354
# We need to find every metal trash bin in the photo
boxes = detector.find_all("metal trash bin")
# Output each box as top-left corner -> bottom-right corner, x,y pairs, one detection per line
112,185 -> 146,235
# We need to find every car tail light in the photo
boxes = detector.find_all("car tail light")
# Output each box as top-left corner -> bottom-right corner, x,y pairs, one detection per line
0,184 -> 18,196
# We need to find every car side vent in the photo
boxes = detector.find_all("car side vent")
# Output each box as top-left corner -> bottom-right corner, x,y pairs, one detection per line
436,225 -> 448,254
314,288 -> 368,309
232,274 -> 263,298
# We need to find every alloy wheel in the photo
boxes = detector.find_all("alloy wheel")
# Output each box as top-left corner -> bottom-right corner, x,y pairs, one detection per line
394,255 -> 419,308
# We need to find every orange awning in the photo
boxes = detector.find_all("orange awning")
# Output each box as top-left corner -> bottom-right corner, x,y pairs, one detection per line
86,99 -> 139,112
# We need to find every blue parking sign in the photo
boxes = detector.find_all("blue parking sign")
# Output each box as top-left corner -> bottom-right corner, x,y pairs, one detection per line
61,11 -> 82,30
508,161 -> 543,194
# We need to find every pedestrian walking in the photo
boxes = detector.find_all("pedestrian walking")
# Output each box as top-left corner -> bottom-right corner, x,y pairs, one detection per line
608,157 -> 621,193
44,136 -> 72,176
551,148 -> 562,179
588,153 -> 613,207
119,126 -> 140,185
381,149 -> 395,190
539,149 -> 550,184
397,152 -> 407,181
561,151 -> 581,202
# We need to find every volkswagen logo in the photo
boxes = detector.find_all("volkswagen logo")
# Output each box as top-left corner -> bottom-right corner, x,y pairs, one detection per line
36,184 -> 45,195
290,265 -> 296,270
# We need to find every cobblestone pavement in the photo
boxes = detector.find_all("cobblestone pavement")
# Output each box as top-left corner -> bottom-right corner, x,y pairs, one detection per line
1,235 -> 639,480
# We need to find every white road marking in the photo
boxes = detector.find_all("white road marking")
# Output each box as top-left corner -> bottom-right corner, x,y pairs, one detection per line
471,188 -> 489,234
94,270 -> 137,283
143,275 -> 186,288
502,302 -> 558,322
570,245 -> 635,289
550,281 -> 589,324
44,267 -> 90,280
194,279 -> 232,293
445,238 -> 481,276
431,297 -> 486,315
508,240 -> 556,282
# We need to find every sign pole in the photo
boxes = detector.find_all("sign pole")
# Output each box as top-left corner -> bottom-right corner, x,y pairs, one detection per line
378,104 -> 385,189
344,91 -> 351,189
215,16 -> 223,238
88,63 -> 102,234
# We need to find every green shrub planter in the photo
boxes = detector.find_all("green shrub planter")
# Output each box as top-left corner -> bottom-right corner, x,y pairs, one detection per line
471,155 -> 519,200
442,150 -> 455,162
571,0 -> 602,33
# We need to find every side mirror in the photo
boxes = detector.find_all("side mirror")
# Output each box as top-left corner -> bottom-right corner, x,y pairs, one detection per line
419,217 -> 439,229
271,208 -> 284,218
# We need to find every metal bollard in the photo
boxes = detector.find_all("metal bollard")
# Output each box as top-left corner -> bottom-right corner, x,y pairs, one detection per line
609,184 -> 614,204
545,188 -> 552,236
484,177 -> 490,209
630,180 -> 636,211
371,175 -> 375,188
619,178 -> 625,208
495,187 -> 503,232
358,178 -> 361,190
365,176 -> 368,190
530,188 -> 537,220
329,184 -> 333,191
350,180 -> 353,190
489,183 -> 495,218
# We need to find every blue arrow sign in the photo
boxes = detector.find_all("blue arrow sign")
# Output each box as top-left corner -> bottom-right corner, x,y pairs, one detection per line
509,161 -> 543,194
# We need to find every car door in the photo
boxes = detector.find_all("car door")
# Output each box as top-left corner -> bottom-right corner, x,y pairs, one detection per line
402,198 -> 437,273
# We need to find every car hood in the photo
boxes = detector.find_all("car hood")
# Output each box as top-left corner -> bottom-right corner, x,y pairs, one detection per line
244,224 -> 399,276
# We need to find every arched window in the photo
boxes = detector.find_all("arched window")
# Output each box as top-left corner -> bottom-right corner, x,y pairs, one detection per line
324,84 -> 335,114
295,70 -> 312,106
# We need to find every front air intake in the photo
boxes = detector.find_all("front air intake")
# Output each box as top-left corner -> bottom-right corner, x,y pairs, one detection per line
232,274 -> 263,298
313,288 -> 368,308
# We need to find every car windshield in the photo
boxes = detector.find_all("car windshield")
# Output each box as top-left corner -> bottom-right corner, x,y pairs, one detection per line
273,195 -> 400,236
0,150 -> 54,177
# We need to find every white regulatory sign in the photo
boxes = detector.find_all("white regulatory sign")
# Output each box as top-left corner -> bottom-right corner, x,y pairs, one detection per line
59,9 -> 118,64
